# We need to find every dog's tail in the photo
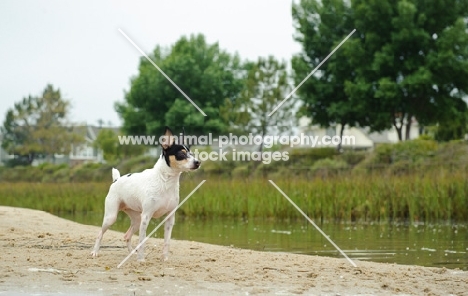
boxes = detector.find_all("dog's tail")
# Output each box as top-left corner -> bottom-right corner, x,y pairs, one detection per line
112,168 -> 120,182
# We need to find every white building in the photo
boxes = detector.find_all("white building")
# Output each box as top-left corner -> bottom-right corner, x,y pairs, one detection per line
298,116 -> 420,150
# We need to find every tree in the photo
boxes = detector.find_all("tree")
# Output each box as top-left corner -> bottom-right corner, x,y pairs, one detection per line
1,85 -> 83,165
234,56 -> 296,151
292,0 -> 468,142
350,0 -> 468,141
94,128 -> 145,162
115,34 -> 245,137
292,0 -> 361,150
433,102 -> 468,141
94,129 -> 118,162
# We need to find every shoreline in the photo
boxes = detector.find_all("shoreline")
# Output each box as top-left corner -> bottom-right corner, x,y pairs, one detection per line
0,206 -> 466,295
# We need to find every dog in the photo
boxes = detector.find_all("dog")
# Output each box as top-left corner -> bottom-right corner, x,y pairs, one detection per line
91,126 -> 201,262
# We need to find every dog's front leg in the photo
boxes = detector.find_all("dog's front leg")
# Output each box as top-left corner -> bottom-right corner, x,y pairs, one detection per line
162,213 -> 175,261
137,212 -> 152,262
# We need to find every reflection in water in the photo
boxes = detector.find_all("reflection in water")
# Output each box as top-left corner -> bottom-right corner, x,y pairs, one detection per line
57,211 -> 468,270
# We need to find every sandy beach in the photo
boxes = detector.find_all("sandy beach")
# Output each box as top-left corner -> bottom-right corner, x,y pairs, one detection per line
0,206 -> 466,295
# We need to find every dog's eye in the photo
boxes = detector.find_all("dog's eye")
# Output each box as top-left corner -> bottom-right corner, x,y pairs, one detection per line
175,151 -> 187,160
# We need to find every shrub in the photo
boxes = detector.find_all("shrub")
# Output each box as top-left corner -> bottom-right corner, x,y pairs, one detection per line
117,155 -> 157,173
357,139 -> 440,173
231,165 -> 250,178
338,151 -> 366,166
288,147 -> 337,167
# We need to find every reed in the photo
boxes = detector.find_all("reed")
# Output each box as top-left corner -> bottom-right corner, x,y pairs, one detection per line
1,170 -> 467,222
0,182 -> 109,213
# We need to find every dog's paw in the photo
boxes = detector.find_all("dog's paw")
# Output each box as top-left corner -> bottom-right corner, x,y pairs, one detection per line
161,255 -> 169,262
90,251 -> 98,257
137,258 -> 146,263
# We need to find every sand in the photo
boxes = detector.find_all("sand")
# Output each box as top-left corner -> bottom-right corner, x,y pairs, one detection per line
0,206 -> 466,295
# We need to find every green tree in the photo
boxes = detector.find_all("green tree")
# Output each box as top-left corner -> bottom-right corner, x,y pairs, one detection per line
116,34 -> 245,137
235,56 -> 296,151
94,128 -> 146,162
292,0 -> 468,142
292,0 -> 361,149
1,85 -> 83,165
94,129 -> 118,162
433,106 -> 468,141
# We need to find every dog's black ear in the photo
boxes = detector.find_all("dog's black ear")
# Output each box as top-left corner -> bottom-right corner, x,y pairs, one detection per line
161,126 -> 176,150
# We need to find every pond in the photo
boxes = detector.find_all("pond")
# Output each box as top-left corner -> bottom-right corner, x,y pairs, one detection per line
56,211 -> 468,270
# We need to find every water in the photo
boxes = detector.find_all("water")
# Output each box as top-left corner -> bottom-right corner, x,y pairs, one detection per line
57,211 -> 468,270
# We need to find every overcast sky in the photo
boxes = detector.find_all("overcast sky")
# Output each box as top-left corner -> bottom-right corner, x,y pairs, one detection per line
0,0 -> 301,127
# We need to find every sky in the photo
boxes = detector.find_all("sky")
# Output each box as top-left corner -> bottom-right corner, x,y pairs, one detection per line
0,0 -> 301,127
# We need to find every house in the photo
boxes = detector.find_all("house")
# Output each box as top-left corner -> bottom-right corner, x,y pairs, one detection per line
65,125 -> 108,166
0,125 -> 122,166
297,116 -> 420,150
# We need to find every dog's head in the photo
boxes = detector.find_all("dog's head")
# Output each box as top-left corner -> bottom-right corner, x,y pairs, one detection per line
161,126 -> 201,171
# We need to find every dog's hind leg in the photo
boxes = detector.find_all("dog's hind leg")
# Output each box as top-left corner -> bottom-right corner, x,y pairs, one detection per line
162,213 -> 175,261
91,197 -> 119,257
123,209 -> 141,253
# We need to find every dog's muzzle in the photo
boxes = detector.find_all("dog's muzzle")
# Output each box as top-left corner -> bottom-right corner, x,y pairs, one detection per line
192,159 -> 201,170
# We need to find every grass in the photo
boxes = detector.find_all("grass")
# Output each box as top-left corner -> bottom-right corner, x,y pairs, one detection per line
1,169 -> 467,223
0,182 -> 109,213
1,140 -> 468,222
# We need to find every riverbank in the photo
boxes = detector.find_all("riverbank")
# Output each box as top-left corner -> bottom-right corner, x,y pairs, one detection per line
0,206 -> 466,295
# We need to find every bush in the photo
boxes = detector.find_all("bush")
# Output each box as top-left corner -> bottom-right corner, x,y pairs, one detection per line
1,140 -> 466,183
338,151 -> 366,166
286,147 -> 338,169
391,139 -> 438,162
4,156 -> 31,167
199,160 -> 225,176
253,162 -> 279,178
232,165 -> 250,178
357,139 -> 439,172
51,168 -> 70,182
311,158 -> 349,170
310,158 -> 349,178
117,155 -> 157,173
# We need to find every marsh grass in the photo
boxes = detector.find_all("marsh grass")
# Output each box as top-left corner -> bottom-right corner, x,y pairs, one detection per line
0,182 -> 109,213
1,169 -> 467,223
2,139 -> 467,222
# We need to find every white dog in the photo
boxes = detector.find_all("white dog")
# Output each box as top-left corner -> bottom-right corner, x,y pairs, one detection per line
91,127 -> 201,261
